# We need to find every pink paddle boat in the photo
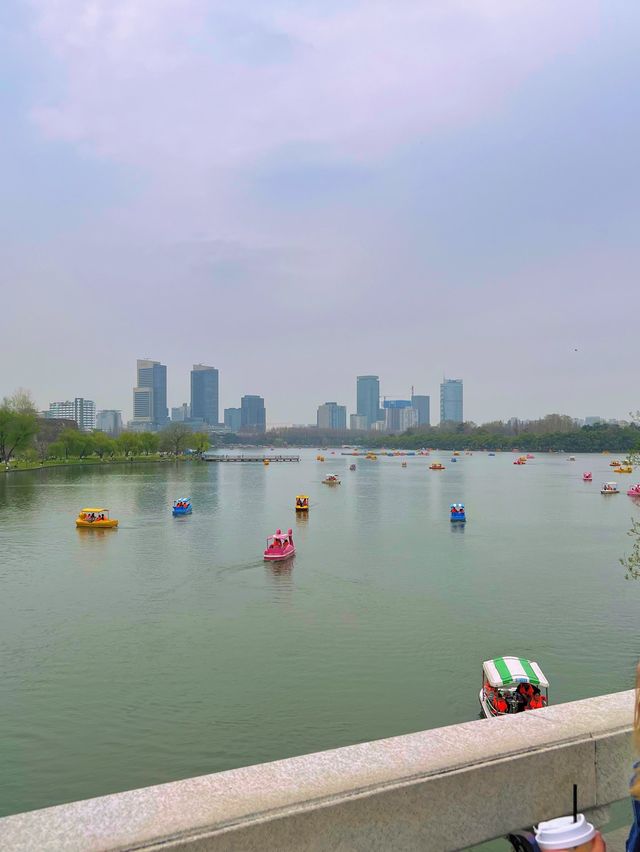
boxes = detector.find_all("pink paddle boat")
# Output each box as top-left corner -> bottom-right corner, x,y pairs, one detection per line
264,528 -> 295,562
583,472 -> 592,481
627,484 -> 640,497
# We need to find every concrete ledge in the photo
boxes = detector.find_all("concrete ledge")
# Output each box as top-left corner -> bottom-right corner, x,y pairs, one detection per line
0,691 -> 634,851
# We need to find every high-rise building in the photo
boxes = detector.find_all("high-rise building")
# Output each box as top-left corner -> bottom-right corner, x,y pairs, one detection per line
383,399 -> 418,433
317,402 -> 347,431
96,410 -> 123,436
356,375 -> 380,429
190,364 -> 219,426
440,379 -> 463,424
350,414 -> 368,431
171,403 -> 190,422
411,395 -> 430,427
133,359 -> 168,427
48,398 -> 96,432
240,395 -> 266,433
224,407 -> 242,432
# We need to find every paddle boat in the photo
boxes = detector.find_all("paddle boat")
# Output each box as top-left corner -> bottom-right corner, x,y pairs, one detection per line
616,465 -> 633,474
526,454 -> 535,459
450,457 -> 458,463
263,528 -> 295,562
349,463 -> 356,471
429,462 -> 445,470
172,497 -> 192,516
488,452 -> 496,456
583,472 -> 592,481
479,656 -> 549,718
601,481 -> 619,494
316,455 -> 325,462
76,507 -> 118,529
322,474 -> 341,485
610,460 -> 621,467
450,503 -> 466,523
295,495 -> 309,512
628,484 -> 640,497
513,458 -> 526,465
401,461 -> 407,468
452,451 -> 460,456
263,458 -> 270,466
568,456 -> 576,461
365,453 -> 378,461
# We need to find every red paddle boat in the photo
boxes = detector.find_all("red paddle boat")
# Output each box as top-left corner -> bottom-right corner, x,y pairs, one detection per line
264,528 -> 295,561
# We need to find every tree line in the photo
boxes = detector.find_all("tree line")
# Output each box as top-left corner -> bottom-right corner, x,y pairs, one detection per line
0,390 -> 210,464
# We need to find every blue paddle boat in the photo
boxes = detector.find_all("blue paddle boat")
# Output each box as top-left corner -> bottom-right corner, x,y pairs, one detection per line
450,502 -> 466,522
172,497 -> 192,516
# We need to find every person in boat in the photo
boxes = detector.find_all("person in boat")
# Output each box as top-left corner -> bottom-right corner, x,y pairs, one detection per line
527,688 -> 545,710
515,682 -> 533,711
494,692 -> 508,714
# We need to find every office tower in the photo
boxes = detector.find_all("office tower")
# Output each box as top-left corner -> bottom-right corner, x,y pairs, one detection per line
411,395 -> 430,427
96,410 -> 123,436
383,399 -> 418,433
240,395 -> 266,433
190,364 -> 219,425
317,402 -> 347,431
356,375 -> 380,429
48,398 -> 96,432
133,359 -> 168,427
224,408 -> 242,432
171,403 -> 191,422
350,414 -> 368,431
440,378 -> 463,424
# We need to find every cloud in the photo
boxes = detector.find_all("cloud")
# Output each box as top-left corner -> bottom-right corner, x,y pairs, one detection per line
29,0 -> 600,175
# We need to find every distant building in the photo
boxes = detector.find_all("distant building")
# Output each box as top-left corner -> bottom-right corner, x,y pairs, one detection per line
585,416 -> 604,426
411,394 -> 430,427
240,395 -> 266,433
133,359 -> 168,428
171,403 -> 190,422
190,364 -> 219,426
317,402 -> 347,431
48,398 -> 96,432
96,410 -> 123,436
383,399 -> 418,433
224,408 -> 242,432
350,414 -> 368,431
356,375 -> 380,429
440,378 -> 463,424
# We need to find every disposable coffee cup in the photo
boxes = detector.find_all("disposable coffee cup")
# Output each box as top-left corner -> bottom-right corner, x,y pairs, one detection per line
534,814 -> 596,851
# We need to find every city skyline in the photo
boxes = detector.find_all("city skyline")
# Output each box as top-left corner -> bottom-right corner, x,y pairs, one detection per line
2,3 -> 639,426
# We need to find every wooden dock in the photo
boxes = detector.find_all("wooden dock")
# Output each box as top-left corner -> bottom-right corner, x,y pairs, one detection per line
203,455 -> 300,463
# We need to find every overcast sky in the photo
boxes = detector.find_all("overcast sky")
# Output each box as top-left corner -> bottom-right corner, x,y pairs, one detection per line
1,0 -> 639,425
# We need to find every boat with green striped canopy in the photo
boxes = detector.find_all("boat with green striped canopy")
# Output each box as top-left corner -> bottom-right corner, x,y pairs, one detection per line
479,656 -> 549,718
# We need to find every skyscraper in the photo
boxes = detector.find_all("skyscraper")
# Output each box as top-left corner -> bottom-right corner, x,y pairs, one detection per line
350,414 -> 368,431
190,364 -> 219,425
48,398 -> 96,432
133,359 -> 168,427
316,402 -> 347,431
240,395 -> 266,433
411,395 -> 430,427
440,379 -> 463,424
356,375 -> 380,429
383,399 -> 418,433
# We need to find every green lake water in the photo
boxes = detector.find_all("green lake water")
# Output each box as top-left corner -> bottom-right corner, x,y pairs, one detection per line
0,450 -> 638,817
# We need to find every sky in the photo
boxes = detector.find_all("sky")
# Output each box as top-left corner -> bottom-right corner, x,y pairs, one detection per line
1,0 -> 639,426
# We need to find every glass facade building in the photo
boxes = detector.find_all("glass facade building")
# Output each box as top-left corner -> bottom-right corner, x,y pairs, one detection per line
48,398 -> 96,432
190,364 -> 219,426
317,402 -> 347,431
240,395 -> 266,433
224,408 -> 242,432
440,379 -> 463,424
356,375 -> 380,429
411,395 -> 430,427
133,359 -> 168,427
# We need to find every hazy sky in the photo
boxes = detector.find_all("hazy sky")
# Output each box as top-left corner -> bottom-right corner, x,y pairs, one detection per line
1,0 -> 639,425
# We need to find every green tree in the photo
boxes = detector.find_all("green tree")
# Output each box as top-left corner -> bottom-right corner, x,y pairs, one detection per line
92,431 -> 115,459
48,441 -> 64,459
190,432 -> 210,454
2,388 -> 38,415
0,407 -> 38,463
117,432 -> 141,458
138,432 -> 160,455
160,423 -> 191,456
58,428 -> 83,459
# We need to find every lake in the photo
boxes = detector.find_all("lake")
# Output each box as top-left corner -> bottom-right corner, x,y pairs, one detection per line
0,450 -> 638,817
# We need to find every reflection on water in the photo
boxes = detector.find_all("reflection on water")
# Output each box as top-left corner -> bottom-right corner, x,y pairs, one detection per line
1,451 -> 639,818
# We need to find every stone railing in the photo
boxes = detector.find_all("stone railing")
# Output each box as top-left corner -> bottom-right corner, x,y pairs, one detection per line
0,690 -> 634,851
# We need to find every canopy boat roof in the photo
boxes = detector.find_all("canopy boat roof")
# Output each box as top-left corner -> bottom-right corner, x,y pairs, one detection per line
604,482 -> 618,487
80,507 -> 108,513
296,495 -> 309,499
173,497 -> 191,503
483,656 -> 549,688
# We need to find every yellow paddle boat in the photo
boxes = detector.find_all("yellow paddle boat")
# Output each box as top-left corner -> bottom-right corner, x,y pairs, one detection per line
295,495 -> 309,512
617,465 -> 633,474
76,507 -> 118,529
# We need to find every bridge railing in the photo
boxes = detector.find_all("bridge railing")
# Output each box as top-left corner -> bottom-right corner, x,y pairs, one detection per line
0,690 -> 634,851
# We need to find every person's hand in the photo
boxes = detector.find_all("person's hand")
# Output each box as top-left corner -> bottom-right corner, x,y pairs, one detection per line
555,831 -> 606,852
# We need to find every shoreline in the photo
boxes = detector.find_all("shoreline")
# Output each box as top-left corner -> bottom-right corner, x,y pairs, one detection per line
1,456 -> 181,475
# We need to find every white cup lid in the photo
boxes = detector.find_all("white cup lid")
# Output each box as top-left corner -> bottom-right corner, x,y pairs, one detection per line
535,814 -> 595,850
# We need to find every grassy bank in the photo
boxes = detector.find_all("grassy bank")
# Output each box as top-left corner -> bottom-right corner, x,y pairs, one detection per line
2,454 -> 181,473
